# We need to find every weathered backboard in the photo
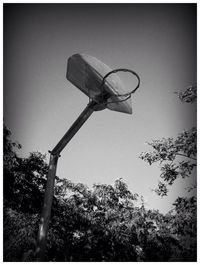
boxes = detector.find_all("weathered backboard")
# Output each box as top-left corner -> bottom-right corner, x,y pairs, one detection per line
67,54 -> 132,114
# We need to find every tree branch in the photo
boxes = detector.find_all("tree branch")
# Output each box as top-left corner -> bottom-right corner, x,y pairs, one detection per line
175,153 -> 197,161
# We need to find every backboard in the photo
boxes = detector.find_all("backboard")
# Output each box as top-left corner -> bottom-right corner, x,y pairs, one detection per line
67,54 -> 132,114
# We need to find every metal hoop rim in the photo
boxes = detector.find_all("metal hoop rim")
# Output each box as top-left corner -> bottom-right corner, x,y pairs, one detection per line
100,68 -> 140,97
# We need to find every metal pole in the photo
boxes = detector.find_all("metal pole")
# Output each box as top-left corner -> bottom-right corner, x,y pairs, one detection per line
51,100 -> 97,156
35,101 -> 98,261
35,153 -> 59,261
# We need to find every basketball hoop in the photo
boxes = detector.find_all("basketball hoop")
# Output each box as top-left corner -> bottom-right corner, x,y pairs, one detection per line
67,54 -> 141,114
96,68 -> 140,107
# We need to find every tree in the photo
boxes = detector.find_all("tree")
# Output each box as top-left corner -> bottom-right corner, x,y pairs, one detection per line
167,196 -> 197,261
4,122 -> 197,261
3,125 -> 49,260
4,207 -> 39,261
53,178 -> 140,261
4,125 -> 48,213
140,85 -> 197,196
175,84 -> 197,103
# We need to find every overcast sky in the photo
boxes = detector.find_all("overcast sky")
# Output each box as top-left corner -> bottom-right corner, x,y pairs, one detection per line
4,4 -> 196,213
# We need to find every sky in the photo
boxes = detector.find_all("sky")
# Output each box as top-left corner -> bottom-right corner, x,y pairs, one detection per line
4,3 -> 197,213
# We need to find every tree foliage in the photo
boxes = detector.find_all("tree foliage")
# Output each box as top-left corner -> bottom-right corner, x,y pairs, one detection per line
175,84 -> 197,103
4,125 -> 48,212
3,119 -> 197,261
140,85 -> 197,196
